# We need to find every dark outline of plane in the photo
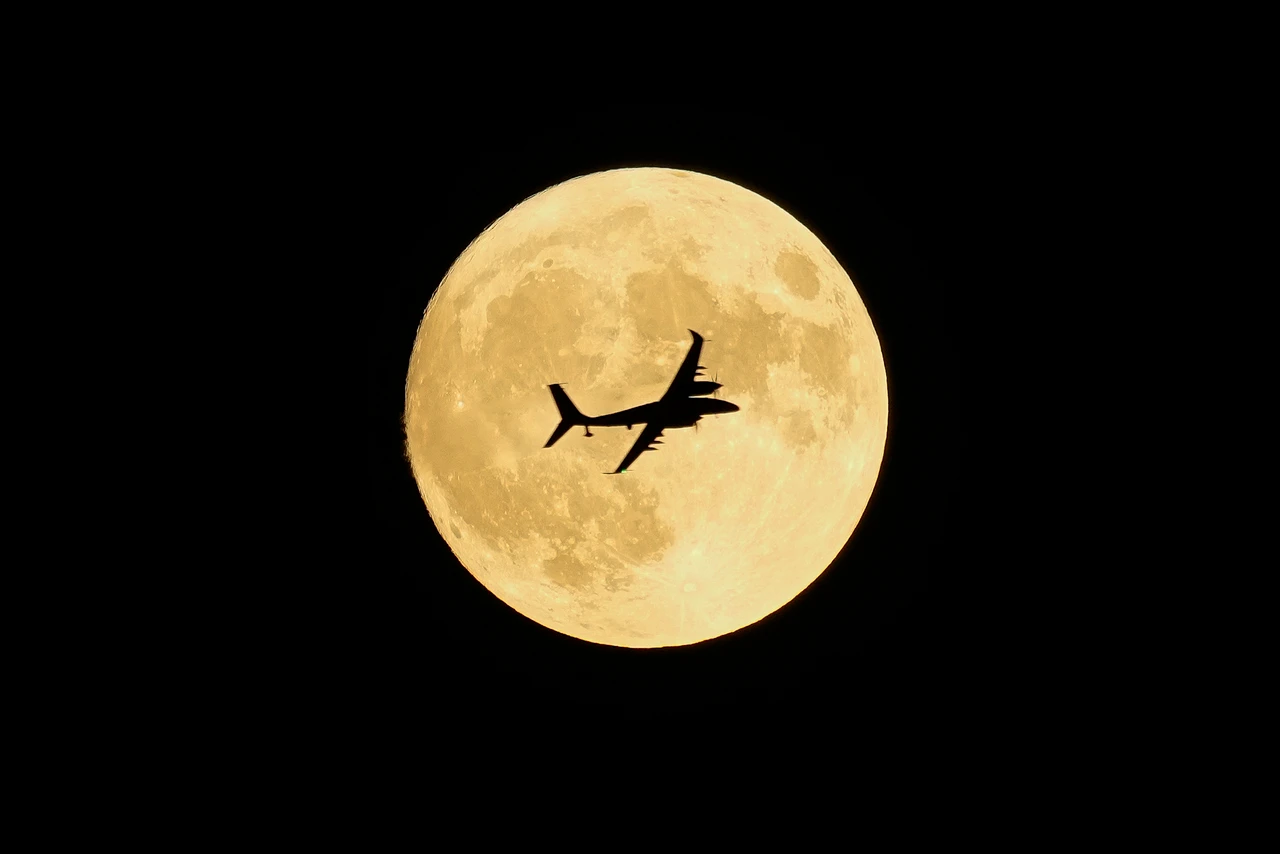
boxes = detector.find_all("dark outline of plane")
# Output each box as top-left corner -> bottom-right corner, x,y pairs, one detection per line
543,330 -> 740,474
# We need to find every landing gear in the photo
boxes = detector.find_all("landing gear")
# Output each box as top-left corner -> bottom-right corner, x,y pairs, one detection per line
584,426 -> 594,437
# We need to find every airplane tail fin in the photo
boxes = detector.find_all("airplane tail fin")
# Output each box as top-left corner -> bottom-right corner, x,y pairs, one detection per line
544,384 -> 585,447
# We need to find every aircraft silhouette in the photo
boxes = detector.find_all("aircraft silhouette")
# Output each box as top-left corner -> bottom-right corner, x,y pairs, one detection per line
544,330 -> 740,474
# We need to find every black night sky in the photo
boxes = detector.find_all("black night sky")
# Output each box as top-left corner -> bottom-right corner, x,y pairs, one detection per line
361,103 -> 964,710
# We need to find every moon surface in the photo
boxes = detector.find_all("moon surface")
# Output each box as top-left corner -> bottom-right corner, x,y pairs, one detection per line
404,167 -> 888,648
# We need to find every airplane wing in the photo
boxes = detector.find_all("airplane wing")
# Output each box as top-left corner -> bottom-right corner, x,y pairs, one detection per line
610,422 -> 665,474
659,329 -> 705,402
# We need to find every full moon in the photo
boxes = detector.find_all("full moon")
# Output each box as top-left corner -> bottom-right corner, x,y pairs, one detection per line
404,167 -> 888,648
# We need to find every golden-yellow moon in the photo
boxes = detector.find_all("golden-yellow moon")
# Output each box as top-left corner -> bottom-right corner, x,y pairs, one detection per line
404,167 -> 887,648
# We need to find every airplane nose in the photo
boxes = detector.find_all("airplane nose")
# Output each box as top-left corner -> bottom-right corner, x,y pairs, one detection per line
726,402 -> 740,412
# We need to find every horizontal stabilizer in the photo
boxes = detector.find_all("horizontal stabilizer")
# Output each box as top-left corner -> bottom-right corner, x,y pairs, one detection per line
545,419 -> 573,448
548,383 -> 584,421
545,384 -> 585,448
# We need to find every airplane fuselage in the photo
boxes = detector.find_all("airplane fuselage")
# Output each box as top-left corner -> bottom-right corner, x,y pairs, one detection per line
586,396 -> 739,430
